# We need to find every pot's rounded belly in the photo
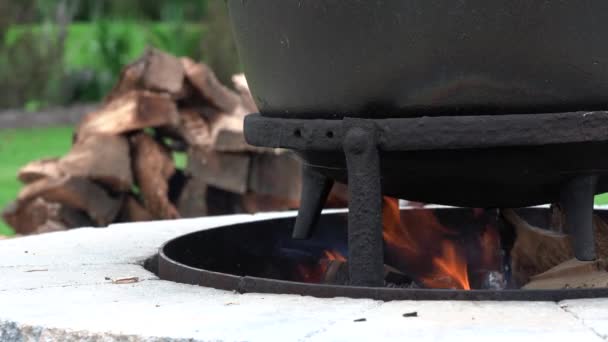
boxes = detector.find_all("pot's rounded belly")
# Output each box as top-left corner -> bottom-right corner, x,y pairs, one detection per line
228,0 -> 608,119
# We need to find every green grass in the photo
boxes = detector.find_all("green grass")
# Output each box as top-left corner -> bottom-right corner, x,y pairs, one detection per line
0,126 -> 74,236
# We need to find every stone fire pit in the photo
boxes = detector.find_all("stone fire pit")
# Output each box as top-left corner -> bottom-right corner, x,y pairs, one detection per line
1,212 -> 607,341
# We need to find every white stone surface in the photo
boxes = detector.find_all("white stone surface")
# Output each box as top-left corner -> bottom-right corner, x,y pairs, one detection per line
0,211 -> 606,341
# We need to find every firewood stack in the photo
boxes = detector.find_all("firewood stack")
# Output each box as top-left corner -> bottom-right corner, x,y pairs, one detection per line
2,49 -> 347,235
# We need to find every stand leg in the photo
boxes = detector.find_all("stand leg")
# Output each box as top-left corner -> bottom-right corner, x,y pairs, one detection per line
343,119 -> 384,287
292,165 -> 334,239
560,175 -> 598,261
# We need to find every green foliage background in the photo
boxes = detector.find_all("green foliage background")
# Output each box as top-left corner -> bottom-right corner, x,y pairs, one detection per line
0,0 -> 239,110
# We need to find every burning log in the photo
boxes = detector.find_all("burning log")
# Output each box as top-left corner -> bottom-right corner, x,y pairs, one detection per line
319,259 -> 413,287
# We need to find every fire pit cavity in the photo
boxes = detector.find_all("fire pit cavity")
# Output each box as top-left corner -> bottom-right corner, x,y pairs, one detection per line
158,207 -> 608,301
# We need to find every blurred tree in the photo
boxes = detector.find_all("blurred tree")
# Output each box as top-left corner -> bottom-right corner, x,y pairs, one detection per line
0,0 -> 225,109
0,0 -> 75,109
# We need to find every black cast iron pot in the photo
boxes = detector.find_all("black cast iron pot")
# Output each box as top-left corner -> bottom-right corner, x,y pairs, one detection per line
228,0 -> 608,119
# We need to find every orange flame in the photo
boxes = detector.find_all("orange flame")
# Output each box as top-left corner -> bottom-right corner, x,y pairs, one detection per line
382,197 -> 471,290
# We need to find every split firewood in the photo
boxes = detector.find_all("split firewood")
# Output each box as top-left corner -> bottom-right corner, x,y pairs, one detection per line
176,109 -> 212,147
181,57 -> 241,113
105,48 -> 186,102
17,176 -> 122,227
77,91 -> 179,139
502,209 -> 574,286
523,258 -> 608,290
593,214 -> 608,259
187,147 -> 250,194
213,130 -> 267,153
2,198 -> 61,235
18,158 -> 64,184
104,58 -> 146,103
248,152 -> 302,203
58,206 -> 94,228
177,176 -> 208,218
59,134 -> 133,192
118,194 -> 155,222
141,48 -> 185,96
132,133 -> 179,220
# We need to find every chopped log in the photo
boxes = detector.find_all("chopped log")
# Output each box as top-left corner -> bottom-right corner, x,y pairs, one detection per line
187,148 -> 250,194
132,133 -> 179,220
77,91 -> 179,139
177,109 -> 212,147
2,199 -> 59,235
213,129 -> 267,153
502,209 -> 574,286
181,57 -> 241,113
18,176 -> 122,227
59,134 -> 133,192
119,194 -> 155,222
58,206 -> 94,228
141,48 -> 185,95
523,258 -> 608,289
105,58 -> 146,103
34,220 -> 68,234
18,158 -> 64,184
177,177 -> 208,218
593,214 -> 608,259
248,152 -> 302,203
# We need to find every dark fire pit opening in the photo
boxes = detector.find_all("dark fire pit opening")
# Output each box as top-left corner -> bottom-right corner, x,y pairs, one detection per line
158,207 -> 608,301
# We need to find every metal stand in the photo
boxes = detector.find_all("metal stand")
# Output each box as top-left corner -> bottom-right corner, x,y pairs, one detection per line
560,175 -> 598,261
343,119 -> 385,287
244,112 -> 608,286
292,165 -> 334,239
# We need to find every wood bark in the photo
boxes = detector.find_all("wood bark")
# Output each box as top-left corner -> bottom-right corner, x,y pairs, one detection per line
18,158 -> 64,184
59,134 -> 133,192
181,57 -> 241,113
132,133 -> 179,220
78,91 -> 179,139
18,175 -> 122,227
